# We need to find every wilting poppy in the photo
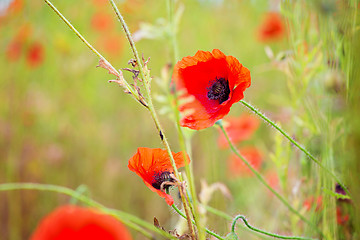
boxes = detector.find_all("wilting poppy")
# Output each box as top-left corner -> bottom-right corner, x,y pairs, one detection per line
258,12 -> 285,42
228,147 -> 262,176
335,183 -> 351,203
26,41 -> 44,68
172,49 -> 251,130
217,114 -> 260,148
128,147 -> 189,206
30,205 -> 133,240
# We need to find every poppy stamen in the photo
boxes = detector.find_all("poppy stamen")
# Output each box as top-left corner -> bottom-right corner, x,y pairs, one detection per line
207,77 -> 230,104
152,171 -> 176,191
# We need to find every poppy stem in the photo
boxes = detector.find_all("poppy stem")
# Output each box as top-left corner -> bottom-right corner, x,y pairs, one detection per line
43,0 -> 143,106
231,215 -> 317,240
107,0 -> 182,184
239,100 -> 349,197
0,183 -> 178,240
166,1 -> 204,238
216,121 -> 324,237
108,1 -> 198,239
172,204 -> 225,240
177,182 -> 198,240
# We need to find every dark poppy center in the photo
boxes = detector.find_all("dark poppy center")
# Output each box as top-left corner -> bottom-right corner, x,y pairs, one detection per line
152,171 -> 175,191
207,77 -> 230,104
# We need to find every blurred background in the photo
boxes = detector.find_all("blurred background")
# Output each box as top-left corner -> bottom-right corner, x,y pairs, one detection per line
1,0 -> 359,239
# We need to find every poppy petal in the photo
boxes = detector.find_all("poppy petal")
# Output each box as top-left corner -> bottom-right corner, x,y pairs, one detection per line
30,205 -> 132,240
173,49 -> 251,130
128,147 -> 189,206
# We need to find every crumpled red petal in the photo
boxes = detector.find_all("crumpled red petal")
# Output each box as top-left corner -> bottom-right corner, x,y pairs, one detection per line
128,148 -> 189,206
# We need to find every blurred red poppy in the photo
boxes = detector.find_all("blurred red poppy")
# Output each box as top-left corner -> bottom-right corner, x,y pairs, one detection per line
30,205 -> 133,240
228,147 -> 262,176
217,114 -> 260,148
1,0 -> 23,17
303,196 -> 323,212
26,41 -> 44,68
336,207 -> 349,226
128,147 -> 189,206
92,0 -> 108,7
5,23 -> 32,61
172,49 -> 251,130
258,12 -> 285,42
98,33 -> 123,57
91,12 -> 114,32
6,41 -> 22,61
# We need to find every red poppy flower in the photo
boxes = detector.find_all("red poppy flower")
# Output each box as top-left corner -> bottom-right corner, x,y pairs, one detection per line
172,49 -> 251,130
228,147 -> 262,176
217,114 -> 260,148
128,147 -> 189,206
30,205 -> 133,240
258,12 -> 285,42
91,12 -> 114,32
26,41 -> 44,68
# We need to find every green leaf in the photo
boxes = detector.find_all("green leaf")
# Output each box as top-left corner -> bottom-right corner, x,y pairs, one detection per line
322,188 -> 351,200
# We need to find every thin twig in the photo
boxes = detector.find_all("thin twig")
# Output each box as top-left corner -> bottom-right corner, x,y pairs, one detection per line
107,1 -> 197,239
239,100 -> 349,196
216,121 -> 324,237
43,0 -> 142,104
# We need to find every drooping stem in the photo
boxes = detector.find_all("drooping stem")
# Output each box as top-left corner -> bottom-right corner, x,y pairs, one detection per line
108,1 -> 196,239
231,215 -> 317,240
239,100 -> 349,196
0,183 -> 177,240
216,121 -> 324,237
172,204 -> 224,240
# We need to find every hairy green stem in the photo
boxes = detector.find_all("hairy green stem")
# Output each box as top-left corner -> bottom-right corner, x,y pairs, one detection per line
44,0 -> 102,58
216,121 -> 323,237
108,0 -> 179,184
166,0 -> 203,238
239,100 -> 349,196
172,205 -> 224,240
0,183 -> 177,239
43,0 -> 142,104
231,215 -> 317,240
108,1 -> 196,238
